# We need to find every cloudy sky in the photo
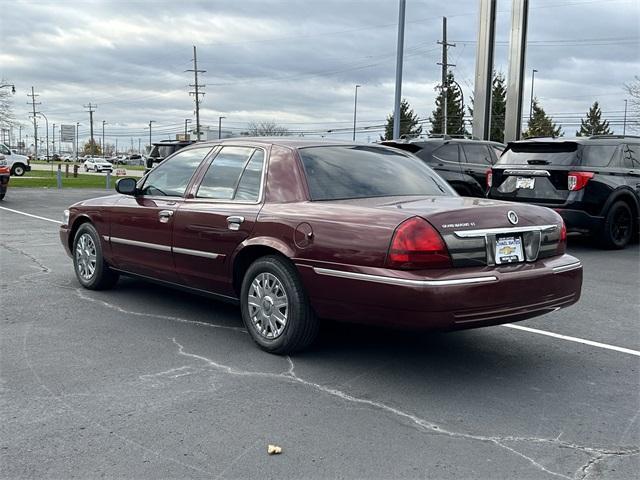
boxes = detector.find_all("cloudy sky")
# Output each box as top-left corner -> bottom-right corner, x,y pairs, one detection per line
2,0 -> 639,150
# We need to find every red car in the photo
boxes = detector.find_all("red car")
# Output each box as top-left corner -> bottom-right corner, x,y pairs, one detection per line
0,165 -> 10,200
60,139 -> 583,354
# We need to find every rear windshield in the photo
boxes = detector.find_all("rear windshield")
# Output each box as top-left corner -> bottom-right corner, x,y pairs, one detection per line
298,145 -> 455,201
497,143 -> 578,166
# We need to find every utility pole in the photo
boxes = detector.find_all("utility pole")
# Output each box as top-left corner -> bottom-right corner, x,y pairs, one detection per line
148,121 -> 155,151
218,116 -> 225,139
623,99 -> 628,135
27,86 -> 40,159
37,112 -> 49,161
187,45 -> 206,141
353,85 -> 361,141
102,120 -> 107,158
18,125 -> 22,154
529,69 -> 538,122
52,124 -> 56,155
84,103 -> 97,151
437,17 -> 456,136
392,0 -> 406,140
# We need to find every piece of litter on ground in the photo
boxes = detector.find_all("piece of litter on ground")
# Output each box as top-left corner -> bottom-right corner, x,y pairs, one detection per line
267,444 -> 282,455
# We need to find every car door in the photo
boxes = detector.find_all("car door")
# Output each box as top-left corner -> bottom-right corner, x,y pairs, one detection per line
108,146 -> 213,282
460,143 -> 493,193
172,146 -> 267,295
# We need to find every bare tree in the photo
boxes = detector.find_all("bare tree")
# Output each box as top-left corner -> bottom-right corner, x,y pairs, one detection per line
245,121 -> 289,136
624,76 -> 640,131
0,78 -> 15,131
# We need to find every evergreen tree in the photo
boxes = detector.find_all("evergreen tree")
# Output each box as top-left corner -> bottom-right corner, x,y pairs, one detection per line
468,71 -> 507,143
523,99 -> 562,138
576,101 -> 611,136
429,72 -> 467,137
381,99 -> 423,140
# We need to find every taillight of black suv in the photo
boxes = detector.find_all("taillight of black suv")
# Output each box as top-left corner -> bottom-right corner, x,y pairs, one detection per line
487,136 -> 640,249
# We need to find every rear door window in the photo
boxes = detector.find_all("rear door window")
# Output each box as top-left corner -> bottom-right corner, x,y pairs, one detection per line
432,144 -> 459,163
197,147 -> 255,200
462,144 -> 492,165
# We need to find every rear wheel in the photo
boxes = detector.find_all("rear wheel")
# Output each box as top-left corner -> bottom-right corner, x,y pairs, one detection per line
73,223 -> 119,289
598,201 -> 633,249
240,255 -> 319,354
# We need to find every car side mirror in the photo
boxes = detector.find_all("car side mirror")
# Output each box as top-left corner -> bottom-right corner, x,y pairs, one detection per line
116,177 -> 138,196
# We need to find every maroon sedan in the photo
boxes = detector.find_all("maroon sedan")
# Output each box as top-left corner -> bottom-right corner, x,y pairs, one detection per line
60,139 -> 582,354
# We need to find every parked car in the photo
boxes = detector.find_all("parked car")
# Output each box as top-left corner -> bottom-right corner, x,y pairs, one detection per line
0,142 -> 31,176
146,139 -> 195,170
487,135 -> 640,249
381,137 -> 505,197
0,155 -> 10,200
60,139 -> 582,354
83,157 -> 113,173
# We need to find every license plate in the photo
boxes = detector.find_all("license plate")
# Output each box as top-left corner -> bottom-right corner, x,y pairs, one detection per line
516,177 -> 535,189
495,236 -> 524,264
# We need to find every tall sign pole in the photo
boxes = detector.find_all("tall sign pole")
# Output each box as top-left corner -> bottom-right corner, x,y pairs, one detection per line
504,0 -> 529,143
392,0 -> 406,140
472,0 -> 497,140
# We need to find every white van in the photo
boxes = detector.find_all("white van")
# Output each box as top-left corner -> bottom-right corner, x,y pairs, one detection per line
0,143 -> 31,176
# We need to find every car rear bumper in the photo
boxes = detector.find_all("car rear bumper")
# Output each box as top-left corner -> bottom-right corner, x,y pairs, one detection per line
297,254 -> 582,330
0,173 -> 9,195
554,208 -> 603,234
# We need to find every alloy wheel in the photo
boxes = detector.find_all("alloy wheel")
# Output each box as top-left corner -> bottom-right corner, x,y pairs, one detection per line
75,233 -> 97,280
247,272 -> 289,339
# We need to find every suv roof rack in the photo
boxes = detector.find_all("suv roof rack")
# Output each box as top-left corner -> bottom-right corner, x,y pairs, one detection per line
589,134 -> 640,140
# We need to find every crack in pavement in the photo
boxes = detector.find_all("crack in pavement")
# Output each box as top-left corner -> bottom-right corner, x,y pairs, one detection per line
173,337 -> 640,480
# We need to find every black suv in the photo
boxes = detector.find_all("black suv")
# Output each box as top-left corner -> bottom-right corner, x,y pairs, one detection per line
487,136 -> 640,249
382,137 -> 505,197
146,140 -> 195,170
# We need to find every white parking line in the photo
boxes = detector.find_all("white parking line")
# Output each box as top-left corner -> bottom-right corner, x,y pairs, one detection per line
2,205 -> 638,358
0,206 -> 63,224
504,324 -> 640,357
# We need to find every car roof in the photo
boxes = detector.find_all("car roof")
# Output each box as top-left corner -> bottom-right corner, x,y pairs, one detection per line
509,135 -> 640,146
191,137 -> 390,149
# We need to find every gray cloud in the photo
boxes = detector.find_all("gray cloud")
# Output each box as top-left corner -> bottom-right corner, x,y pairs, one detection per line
2,0 -> 638,148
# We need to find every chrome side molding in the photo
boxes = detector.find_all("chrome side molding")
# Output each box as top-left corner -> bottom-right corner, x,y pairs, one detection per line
313,267 -> 498,287
105,236 -> 222,259
552,261 -> 582,273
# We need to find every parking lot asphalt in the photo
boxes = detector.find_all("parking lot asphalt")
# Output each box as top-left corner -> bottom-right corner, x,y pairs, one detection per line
1,188 -> 639,480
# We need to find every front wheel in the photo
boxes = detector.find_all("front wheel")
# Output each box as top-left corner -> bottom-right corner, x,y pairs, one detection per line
73,223 -> 119,289
11,164 -> 26,176
598,201 -> 633,249
240,255 -> 319,354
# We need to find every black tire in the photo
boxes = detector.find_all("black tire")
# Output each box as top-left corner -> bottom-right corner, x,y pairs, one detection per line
72,223 -> 119,290
598,201 -> 634,249
240,255 -> 319,354
11,164 -> 26,176
84,166 -> 89,172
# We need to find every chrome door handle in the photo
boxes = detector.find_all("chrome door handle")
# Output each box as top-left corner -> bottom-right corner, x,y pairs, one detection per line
226,216 -> 245,231
158,210 -> 174,223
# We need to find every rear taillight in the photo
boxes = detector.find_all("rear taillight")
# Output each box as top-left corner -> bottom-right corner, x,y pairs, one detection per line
486,169 -> 493,188
386,217 -> 451,270
557,220 -> 567,255
568,171 -> 593,191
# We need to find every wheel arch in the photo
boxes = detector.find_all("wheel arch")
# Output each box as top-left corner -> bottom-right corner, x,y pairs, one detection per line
600,188 -> 640,224
231,238 -> 296,296
67,214 -> 93,252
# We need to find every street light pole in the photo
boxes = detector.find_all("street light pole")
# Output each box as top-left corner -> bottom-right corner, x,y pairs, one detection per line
623,99 -> 628,136
52,123 -> 56,155
392,0 -> 406,140
352,85 -> 361,142
37,112 -> 49,161
102,120 -> 107,158
76,122 -> 80,161
218,116 -> 225,139
529,68 -> 538,122
148,121 -> 155,152
0,84 -> 16,94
